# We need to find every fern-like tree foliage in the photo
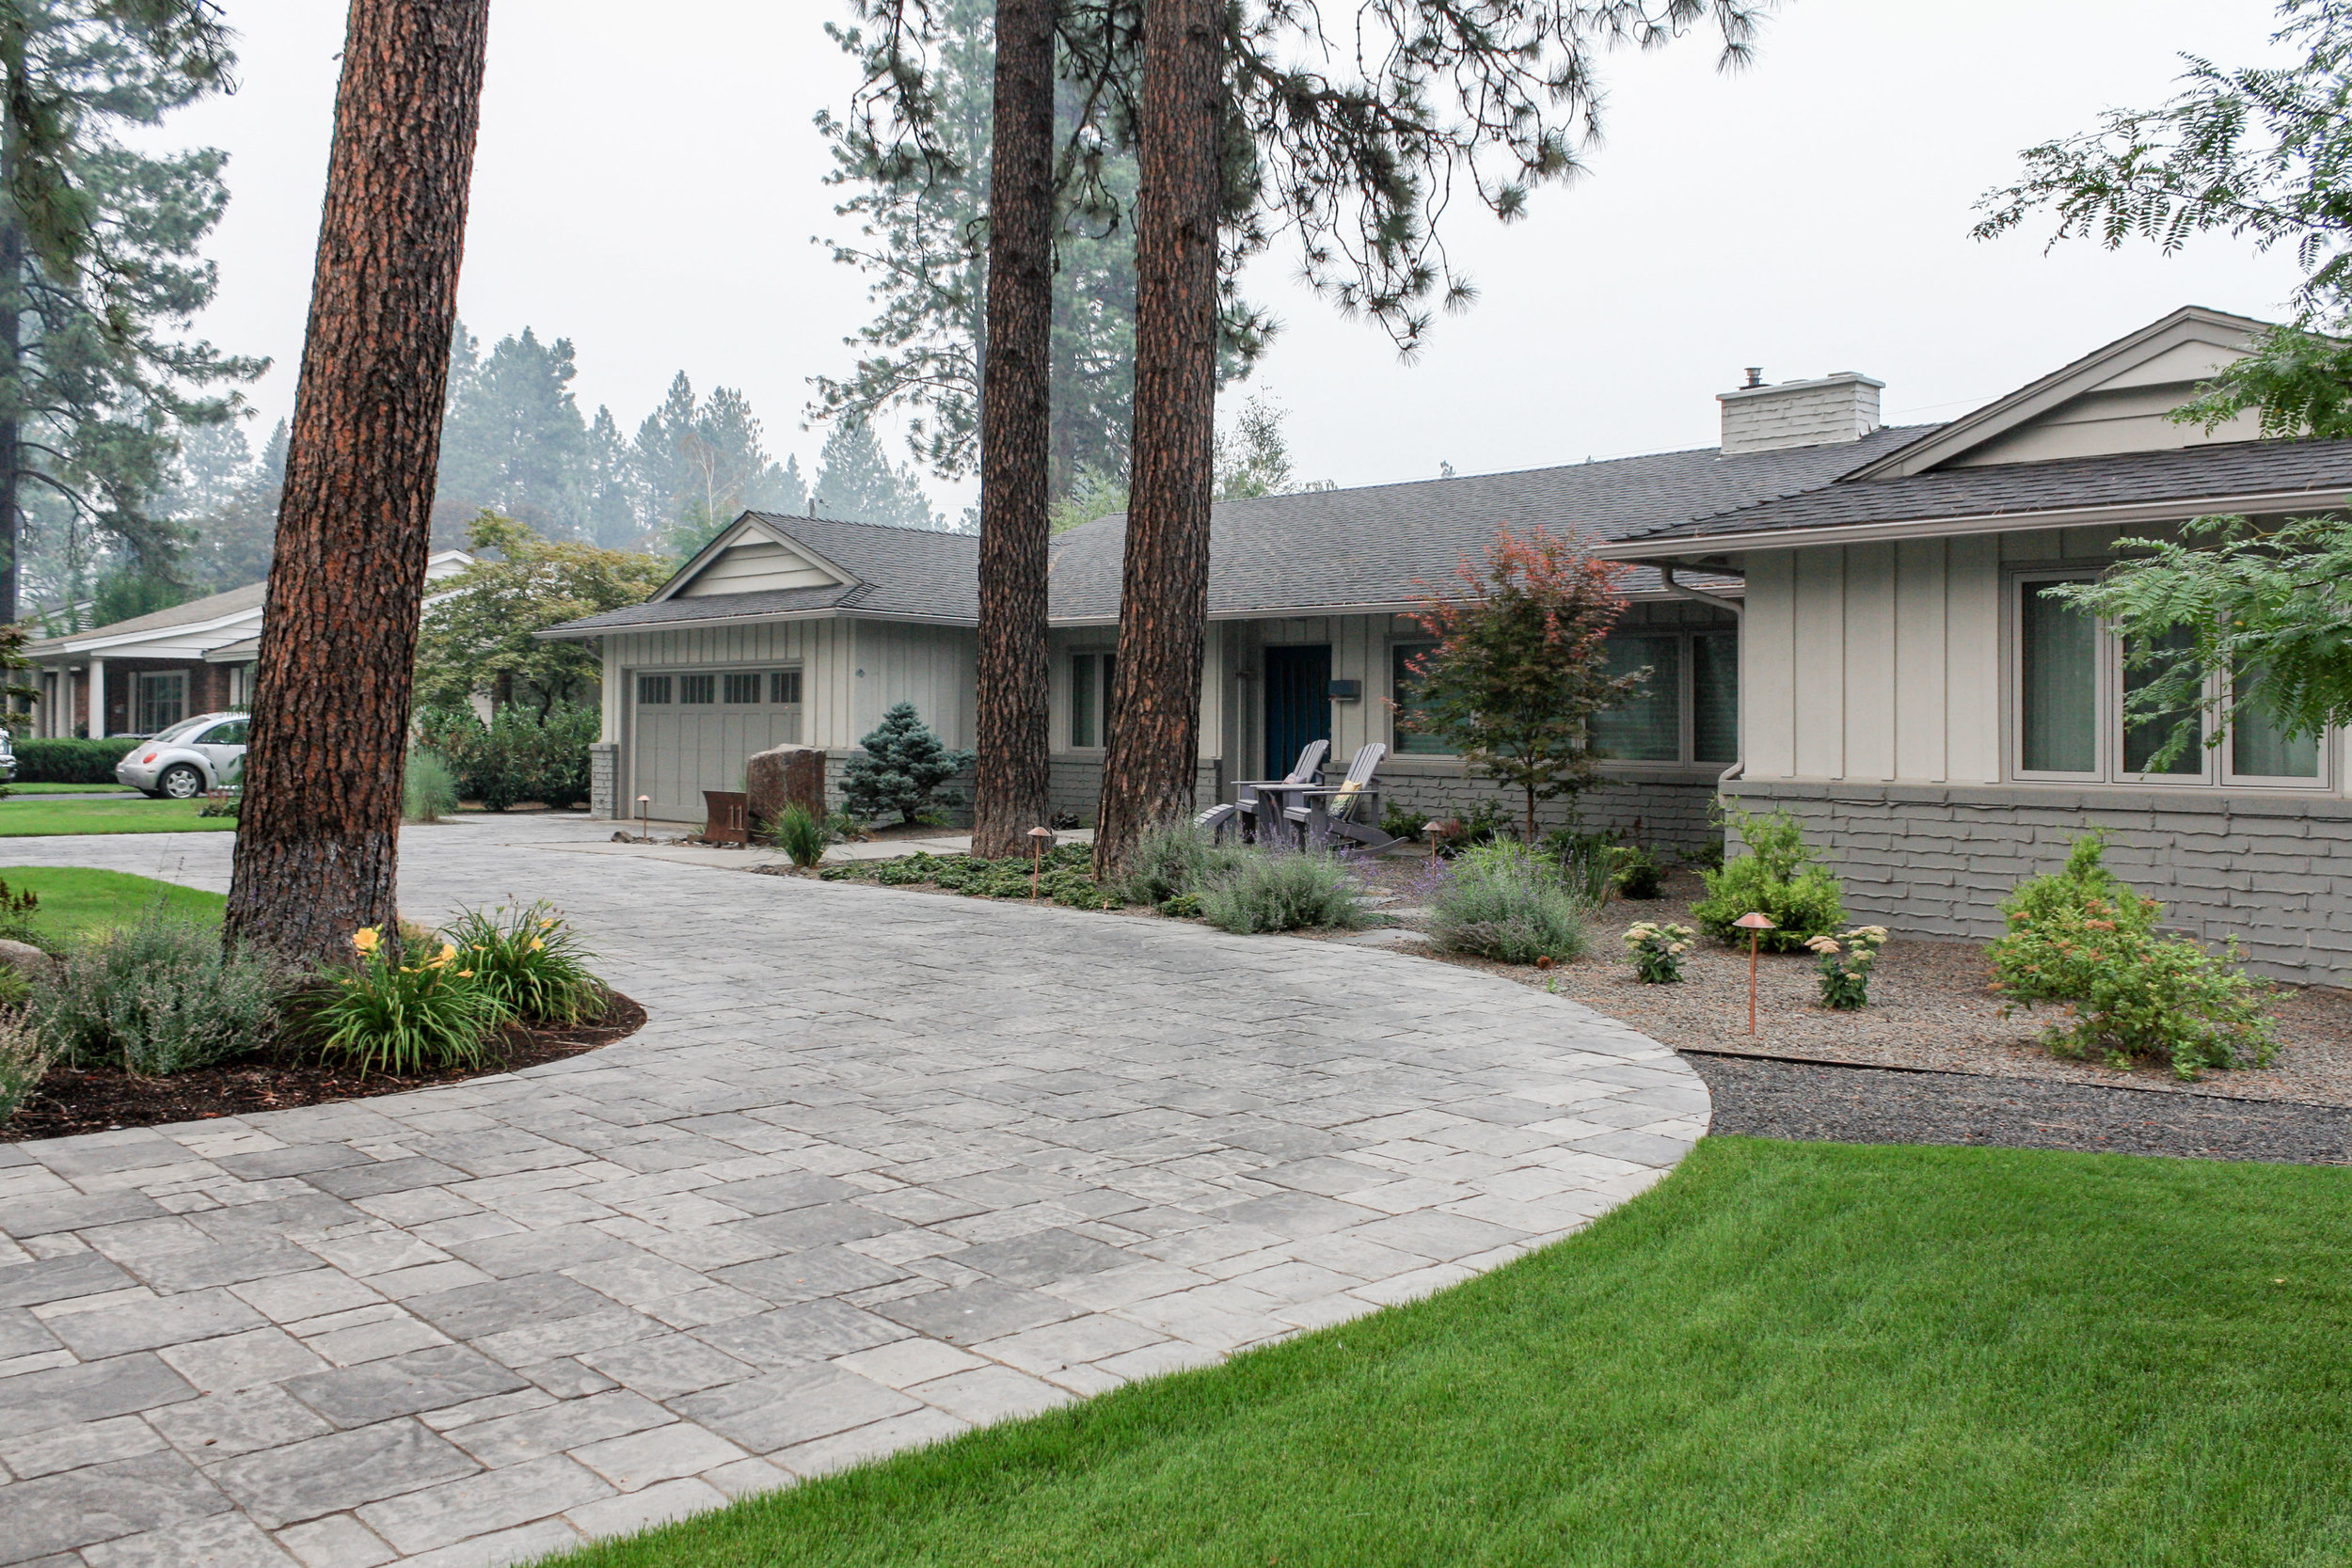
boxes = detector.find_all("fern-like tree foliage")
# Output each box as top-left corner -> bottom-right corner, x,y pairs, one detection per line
1397,526 -> 1648,844
1980,0 -> 2352,763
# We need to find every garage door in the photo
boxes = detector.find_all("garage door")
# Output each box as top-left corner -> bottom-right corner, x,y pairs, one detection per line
630,667 -> 804,822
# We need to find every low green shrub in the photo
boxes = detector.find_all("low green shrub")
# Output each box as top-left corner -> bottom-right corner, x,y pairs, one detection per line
1429,840 -> 1588,964
1692,807 -> 1845,951
1611,843 -> 1665,900
441,902 -> 604,1024
197,794 -> 239,819
0,877 -> 42,949
310,925 -> 511,1076
1804,926 -> 1887,1010
1198,848 -> 1372,935
0,1012 -> 52,1121
1118,824 -> 1247,909
770,803 -> 828,868
1379,803 -> 1428,844
1428,800 -> 1513,858
404,748 -> 459,823
821,844 -> 1108,908
1989,836 -> 2275,1080
1624,920 -> 1692,983
13,736 -> 139,784
33,915 -> 285,1074
414,704 -> 596,810
843,703 -> 973,827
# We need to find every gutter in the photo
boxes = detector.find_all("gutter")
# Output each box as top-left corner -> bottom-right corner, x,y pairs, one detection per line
1659,564 -> 1747,792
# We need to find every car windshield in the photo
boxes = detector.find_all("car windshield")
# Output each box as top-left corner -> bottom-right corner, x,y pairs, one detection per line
148,717 -> 214,743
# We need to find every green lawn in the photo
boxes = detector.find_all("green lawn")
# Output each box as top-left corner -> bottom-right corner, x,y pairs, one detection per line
0,796 -> 230,834
554,1137 -> 2352,1568
7,783 -> 139,795
0,866 -> 223,941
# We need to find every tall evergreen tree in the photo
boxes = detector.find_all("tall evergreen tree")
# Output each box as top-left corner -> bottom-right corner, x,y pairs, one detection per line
633,372 -> 805,557
813,418 -> 938,529
434,324 -> 589,538
0,0 -> 266,621
582,404 -> 643,550
226,0 -> 492,963
165,416 -> 278,592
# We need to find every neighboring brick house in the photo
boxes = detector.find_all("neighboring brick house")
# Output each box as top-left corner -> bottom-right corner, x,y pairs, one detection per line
24,550 -> 473,738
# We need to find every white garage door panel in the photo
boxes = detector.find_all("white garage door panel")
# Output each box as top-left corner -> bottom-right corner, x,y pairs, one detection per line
631,670 -> 803,822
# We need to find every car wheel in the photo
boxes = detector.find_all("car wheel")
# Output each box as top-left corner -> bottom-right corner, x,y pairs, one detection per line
158,764 -> 204,800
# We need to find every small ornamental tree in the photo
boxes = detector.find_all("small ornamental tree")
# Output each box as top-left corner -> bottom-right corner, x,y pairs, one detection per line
1396,528 -> 1648,843
843,703 -> 976,827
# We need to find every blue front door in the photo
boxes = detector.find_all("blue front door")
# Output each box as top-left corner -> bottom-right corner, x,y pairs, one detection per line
1263,644 -> 1332,778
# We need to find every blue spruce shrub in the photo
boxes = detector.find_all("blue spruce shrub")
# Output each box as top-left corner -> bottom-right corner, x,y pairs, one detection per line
843,703 -> 975,827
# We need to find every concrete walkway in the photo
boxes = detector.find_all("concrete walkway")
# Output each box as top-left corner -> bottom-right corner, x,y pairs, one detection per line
0,816 -> 1707,1567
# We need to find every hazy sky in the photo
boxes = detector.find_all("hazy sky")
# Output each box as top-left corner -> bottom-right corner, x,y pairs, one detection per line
174,0 -> 2302,515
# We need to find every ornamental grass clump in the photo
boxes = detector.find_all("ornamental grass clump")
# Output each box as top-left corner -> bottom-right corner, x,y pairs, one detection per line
0,1012 -> 54,1121
770,802 -> 828,868
403,748 -> 459,823
33,913 -> 285,1075
1429,840 -> 1589,964
1198,848 -> 1373,935
1623,921 -> 1693,983
1692,806 -> 1844,951
310,924 -> 511,1077
1805,927 -> 1887,1009
441,902 -> 604,1024
1118,823 -> 1247,910
1989,834 -> 2276,1080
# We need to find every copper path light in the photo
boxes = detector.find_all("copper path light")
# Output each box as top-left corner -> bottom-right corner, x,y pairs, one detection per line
1027,825 -> 1057,899
1733,911 -> 1777,1037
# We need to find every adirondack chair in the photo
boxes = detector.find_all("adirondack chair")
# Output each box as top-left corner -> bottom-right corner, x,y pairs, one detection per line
1197,738 -> 1328,844
1281,742 -> 1401,854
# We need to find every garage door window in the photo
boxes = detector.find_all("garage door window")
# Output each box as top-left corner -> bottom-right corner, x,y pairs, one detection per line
723,673 -> 761,703
771,669 -> 802,705
679,674 -> 715,705
638,674 -> 672,704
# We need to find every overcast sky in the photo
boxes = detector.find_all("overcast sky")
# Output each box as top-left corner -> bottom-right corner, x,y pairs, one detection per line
173,0 -> 2302,515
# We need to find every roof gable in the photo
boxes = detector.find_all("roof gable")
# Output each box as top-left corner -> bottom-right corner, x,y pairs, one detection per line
1848,306 -> 2271,479
657,515 -> 855,602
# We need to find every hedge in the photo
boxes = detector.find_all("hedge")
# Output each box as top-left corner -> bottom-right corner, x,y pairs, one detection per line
14,736 -> 141,784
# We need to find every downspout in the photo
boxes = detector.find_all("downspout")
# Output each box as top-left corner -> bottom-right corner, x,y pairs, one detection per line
1659,564 -> 1745,792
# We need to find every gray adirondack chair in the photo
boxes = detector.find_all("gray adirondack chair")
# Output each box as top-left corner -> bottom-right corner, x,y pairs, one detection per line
1281,742 -> 1400,853
1196,738 -> 1328,844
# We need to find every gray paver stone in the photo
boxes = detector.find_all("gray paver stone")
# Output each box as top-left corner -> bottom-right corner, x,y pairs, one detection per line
0,1449 -> 230,1564
355,1453 -> 611,1557
0,1353 -> 197,1436
674,1364 -> 921,1453
210,1420 -> 480,1530
282,1345 -> 530,1428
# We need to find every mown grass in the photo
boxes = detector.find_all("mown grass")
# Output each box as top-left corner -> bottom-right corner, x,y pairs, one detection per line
549,1136 -> 2352,1568
7,783 -> 139,795
0,797 -> 230,834
0,866 -> 224,941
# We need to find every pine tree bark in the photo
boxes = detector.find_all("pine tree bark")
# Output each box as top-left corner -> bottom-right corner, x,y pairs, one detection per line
0,207 -> 21,626
224,0 -> 490,963
1093,0 -> 1221,879
969,0 -> 1058,860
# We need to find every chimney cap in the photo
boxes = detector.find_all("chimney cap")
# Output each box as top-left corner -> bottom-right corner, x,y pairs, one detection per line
1742,367 -> 1764,388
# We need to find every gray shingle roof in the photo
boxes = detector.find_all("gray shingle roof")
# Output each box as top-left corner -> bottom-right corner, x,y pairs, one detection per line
1616,436 -> 2352,548
26,578 -> 265,654
542,427 -> 1931,638
1041,426 -> 1932,622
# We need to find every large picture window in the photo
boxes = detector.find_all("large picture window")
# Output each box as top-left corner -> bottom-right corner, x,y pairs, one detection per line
1580,628 -> 1740,768
135,671 -> 185,736
2012,574 -> 2326,787
1389,643 -> 1451,754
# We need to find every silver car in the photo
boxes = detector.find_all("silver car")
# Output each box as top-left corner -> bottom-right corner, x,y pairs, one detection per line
117,712 -> 248,800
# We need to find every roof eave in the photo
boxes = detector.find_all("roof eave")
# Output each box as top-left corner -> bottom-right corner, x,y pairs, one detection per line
1598,483 -> 2351,561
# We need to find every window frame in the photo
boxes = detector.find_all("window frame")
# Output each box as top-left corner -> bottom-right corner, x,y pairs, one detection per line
134,671 -> 186,736
1067,647 -> 1115,752
1388,627 -> 1738,770
2006,568 -> 2332,791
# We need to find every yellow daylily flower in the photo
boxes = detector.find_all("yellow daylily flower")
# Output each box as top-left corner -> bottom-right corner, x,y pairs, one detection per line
352,927 -> 381,955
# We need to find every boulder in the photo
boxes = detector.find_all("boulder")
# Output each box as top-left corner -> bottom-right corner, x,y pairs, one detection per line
0,938 -> 56,985
746,745 -> 827,831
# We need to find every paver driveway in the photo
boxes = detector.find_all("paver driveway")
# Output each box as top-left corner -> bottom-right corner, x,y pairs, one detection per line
0,817 -> 1708,1567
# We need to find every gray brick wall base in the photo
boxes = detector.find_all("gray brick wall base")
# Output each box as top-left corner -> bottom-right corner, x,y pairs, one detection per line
1725,780 -> 2352,985
589,743 -> 619,819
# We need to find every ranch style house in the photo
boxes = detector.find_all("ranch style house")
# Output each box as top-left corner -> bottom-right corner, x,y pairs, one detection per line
545,306 -> 2352,983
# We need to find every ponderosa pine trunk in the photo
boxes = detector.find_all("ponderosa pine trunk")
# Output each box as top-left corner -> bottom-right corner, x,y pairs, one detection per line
224,0 -> 490,963
1093,0 -> 1221,879
969,0 -> 1057,861
0,207 -> 21,627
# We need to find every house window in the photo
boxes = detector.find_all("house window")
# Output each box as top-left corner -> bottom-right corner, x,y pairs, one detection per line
723,672 -> 762,704
1070,651 -> 1115,749
1592,636 -> 1682,762
1692,631 -> 1739,765
638,674 -> 672,705
135,671 -> 185,735
771,669 -> 803,705
679,674 -> 715,705
1389,643 -> 1451,754
2011,574 -> 2328,786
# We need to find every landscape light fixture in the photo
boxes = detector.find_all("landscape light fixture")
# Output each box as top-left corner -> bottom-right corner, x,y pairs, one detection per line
1027,826 -> 1056,899
636,795 -> 650,844
1733,911 -> 1777,1037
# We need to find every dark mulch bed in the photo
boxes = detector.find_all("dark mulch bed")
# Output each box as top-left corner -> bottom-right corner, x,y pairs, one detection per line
2,991 -> 646,1142
1687,1050 -> 2352,1166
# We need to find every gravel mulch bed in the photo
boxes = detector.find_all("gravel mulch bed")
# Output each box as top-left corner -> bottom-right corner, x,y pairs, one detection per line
1355,858 -> 2352,1108
1688,1053 -> 2352,1165
3,991 -> 646,1142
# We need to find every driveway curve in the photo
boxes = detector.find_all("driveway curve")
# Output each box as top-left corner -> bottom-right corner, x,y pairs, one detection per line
0,818 -> 1708,1566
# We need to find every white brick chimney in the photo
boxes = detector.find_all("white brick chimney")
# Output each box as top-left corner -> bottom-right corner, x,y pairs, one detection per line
1718,370 -> 1883,454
